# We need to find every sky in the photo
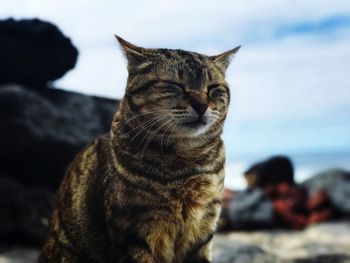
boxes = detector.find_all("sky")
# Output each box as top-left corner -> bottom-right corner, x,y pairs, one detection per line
1,0 -> 350,188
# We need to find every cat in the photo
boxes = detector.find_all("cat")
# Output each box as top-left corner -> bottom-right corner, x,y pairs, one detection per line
39,36 -> 240,263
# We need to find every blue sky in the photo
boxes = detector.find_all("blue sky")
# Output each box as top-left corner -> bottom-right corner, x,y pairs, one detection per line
1,1 -> 350,185
274,15 -> 350,38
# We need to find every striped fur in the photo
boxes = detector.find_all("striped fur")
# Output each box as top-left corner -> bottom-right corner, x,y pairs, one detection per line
40,36 -> 240,263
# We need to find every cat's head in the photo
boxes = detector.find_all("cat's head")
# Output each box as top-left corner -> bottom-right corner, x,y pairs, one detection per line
116,36 -> 240,140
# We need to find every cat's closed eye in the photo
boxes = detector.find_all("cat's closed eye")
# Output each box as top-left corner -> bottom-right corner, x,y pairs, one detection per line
153,83 -> 184,97
208,85 -> 227,98
155,82 -> 184,93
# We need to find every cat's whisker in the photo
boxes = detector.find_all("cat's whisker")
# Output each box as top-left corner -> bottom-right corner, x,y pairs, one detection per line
117,109 -> 169,130
124,114 -> 169,138
129,115 -> 168,140
165,121 -> 178,147
118,110 -> 168,129
137,115 -> 170,145
160,119 -> 177,154
129,119 -> 159,141
142,119 -> 172,151
119,109 -> 165,125
141,119 -> 173,158
211,119 -> 224,132
122,118 -> 157,138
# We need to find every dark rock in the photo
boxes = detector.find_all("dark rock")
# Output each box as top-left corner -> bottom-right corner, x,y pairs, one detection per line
0,84 -> 119,189
0,18 -> 78,86
302,169 -> 350,216
0,176 -> 54,246
244,156 -> 294,189
16,186 -> 53,244
226,189 -> 274,230
0,176 -> 22,238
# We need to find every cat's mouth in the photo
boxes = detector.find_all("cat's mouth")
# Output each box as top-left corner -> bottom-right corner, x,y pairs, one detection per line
182,118 -> 208,129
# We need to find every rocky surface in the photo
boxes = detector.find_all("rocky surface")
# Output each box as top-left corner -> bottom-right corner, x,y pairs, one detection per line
213,222 -> 350,263
0,18 -> 78,86
0,84 -> 119,190
0,84 -> 119,247
1,222 -> 349,263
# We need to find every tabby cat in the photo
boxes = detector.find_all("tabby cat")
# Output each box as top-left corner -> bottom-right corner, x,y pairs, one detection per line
40,36 -> 240,263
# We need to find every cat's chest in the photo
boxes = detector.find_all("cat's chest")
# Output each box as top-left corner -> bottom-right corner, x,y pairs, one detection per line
169,175 -> 221,222
166,175 -> 223,260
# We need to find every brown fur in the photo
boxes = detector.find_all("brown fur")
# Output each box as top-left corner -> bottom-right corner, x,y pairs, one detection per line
40,36 -> 240,263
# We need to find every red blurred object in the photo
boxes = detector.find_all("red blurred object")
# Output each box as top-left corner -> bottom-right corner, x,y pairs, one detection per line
263,183 -> 334,229
264,182 -> 308,229
309,210 -> 333,224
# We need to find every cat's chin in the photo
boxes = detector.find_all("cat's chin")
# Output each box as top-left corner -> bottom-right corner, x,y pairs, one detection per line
182,119 -> 207,129
174,121 -> 211,137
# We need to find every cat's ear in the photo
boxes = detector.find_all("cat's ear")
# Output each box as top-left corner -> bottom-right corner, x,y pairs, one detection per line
210,46 -> 241,72
115,35 -> 150,71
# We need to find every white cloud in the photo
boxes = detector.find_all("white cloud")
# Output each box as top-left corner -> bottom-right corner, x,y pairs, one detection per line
227,34 -> 350,122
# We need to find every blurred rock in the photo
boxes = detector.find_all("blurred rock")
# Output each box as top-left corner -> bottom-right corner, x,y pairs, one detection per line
0,84 -> 119,189
244,156 -> 294,189
302,169 -> 350,216
0,177 -> 21,239
0,18 -> 78,86
213,222 -> 350,263
0,177 -> 53,246
226,189 -> 274,230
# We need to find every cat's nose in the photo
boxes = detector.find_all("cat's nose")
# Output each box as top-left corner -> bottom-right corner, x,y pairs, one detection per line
192,101 -> 208,116
188,92 -> 208,116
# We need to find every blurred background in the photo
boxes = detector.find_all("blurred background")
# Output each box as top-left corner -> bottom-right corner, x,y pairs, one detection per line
1,1 -> 350,262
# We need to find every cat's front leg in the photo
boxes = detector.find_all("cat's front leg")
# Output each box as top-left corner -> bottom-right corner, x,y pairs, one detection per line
122,246 -> 154,263
184,239 -> 213,263
109,220 -> 175,263
117,230 -> 174,263
108,230 -> 155,263
39,233 -> 93,263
